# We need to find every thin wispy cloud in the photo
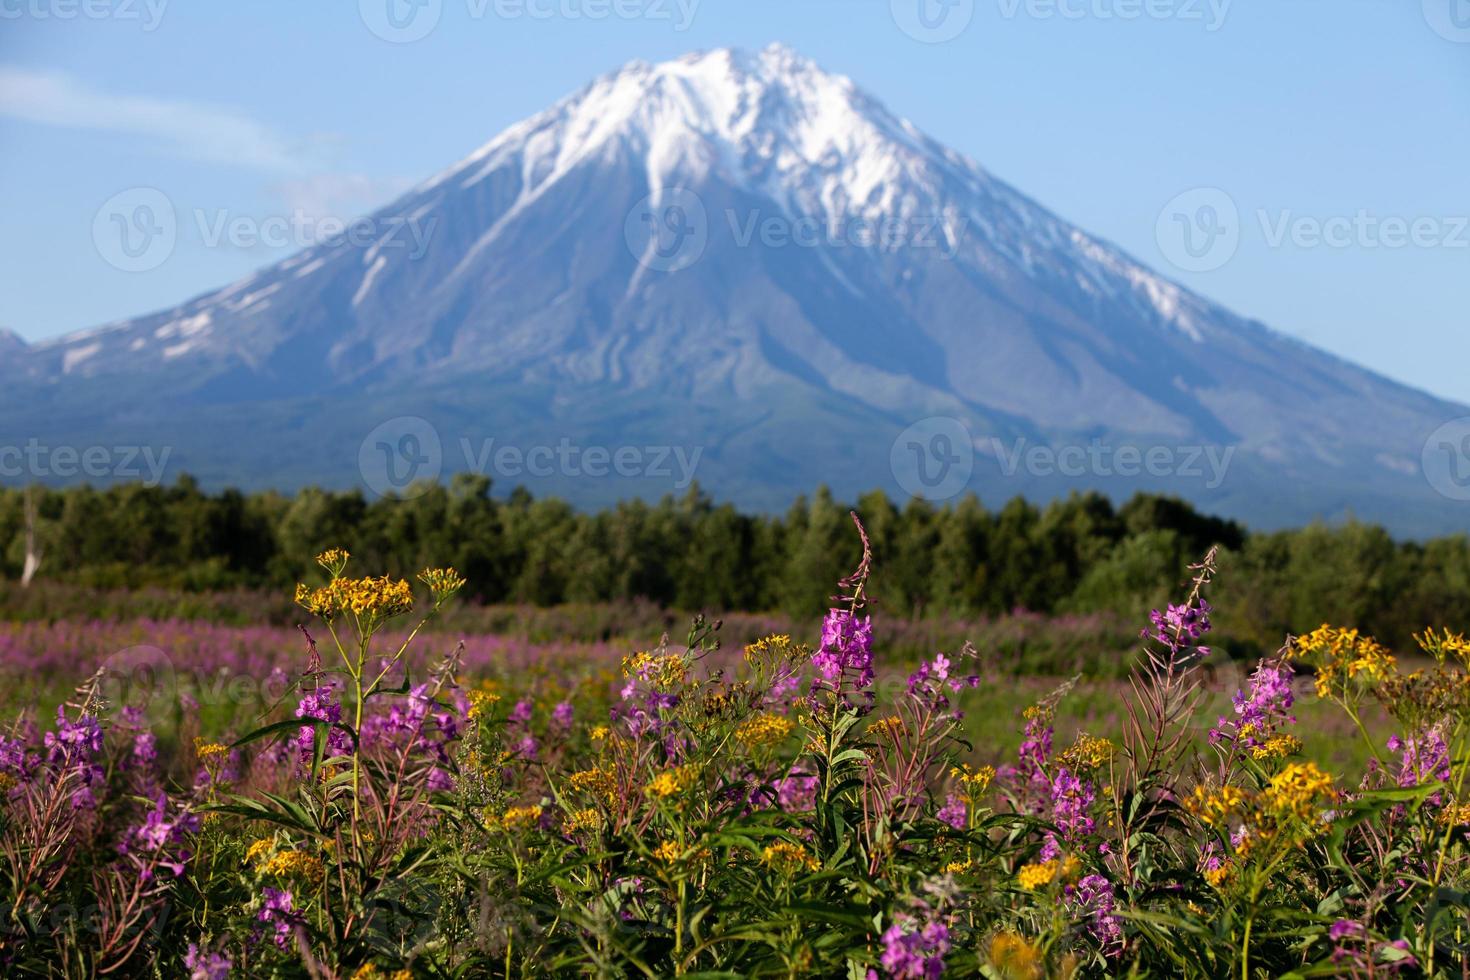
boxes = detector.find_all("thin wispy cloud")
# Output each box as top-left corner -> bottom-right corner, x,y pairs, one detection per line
0,67 -> 321,172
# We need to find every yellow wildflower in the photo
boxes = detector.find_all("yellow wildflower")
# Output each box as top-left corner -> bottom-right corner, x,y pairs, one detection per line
1016,861 -> 1057,890
736,713 -> 796,747
1060,734 -> 1115,771
1291,625 -> 1395,697
590,725 -> 610,742
486,805 -> 543,832
645,766 -> 697,799
245,838 -> 274,866
568,766 -> 617,803
950,763 -> 997,801
868,715 -> 904,739
261,850 -> 325,886
1185,784 -> 1247,829
989,932 -> 1043,980
316,548 -> 351,574
564,808 -> 601,833
1261,761 -> 1335,823
418,566 -> 466,601
621,651 -> 687,690
1250,734 -> 1302,761
760,840 -> 820,874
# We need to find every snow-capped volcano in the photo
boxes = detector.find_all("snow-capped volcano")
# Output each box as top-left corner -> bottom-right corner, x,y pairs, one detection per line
2,46 -> 1463,534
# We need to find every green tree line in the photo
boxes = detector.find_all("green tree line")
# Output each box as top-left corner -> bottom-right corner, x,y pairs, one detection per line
1,475 -> 1467,653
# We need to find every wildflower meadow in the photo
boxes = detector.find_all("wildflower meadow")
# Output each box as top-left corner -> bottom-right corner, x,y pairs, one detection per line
3,514 -> 1470,978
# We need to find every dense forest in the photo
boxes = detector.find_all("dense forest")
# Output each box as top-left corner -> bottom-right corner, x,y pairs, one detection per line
1,475 -> 1467,654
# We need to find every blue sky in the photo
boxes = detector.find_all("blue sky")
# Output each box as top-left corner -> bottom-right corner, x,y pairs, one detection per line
2,0 -> 1467,400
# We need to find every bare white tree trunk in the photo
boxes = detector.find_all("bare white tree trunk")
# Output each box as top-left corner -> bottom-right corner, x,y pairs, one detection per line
20,486 -> 41,588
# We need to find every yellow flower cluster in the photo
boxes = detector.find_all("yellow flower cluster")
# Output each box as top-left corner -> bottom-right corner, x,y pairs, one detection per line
1417,627 -> 1470,668
944,859 -> 976,875
1291,625 -> 1396,697
316,548 -> 351,573
295,575 -> 415,621
486,805 -> 543,832
621,651 -> 688,690
760,840 -> 820,874
564,808 -> 602,833
950,763 -> 997,801
652,840 -> 712,864
590,725 -> 610,742
569,766 -> 617,803
418,566 -> 466,601
1185,784 -> 1248,829
744,634 -> 794,661
868,715 -> 904,739
260,850 -> 325,886
736,713 -> 795,746
1439,801 -> 1470,826
1059,734 -> 1115,772
645,766 -> 698,799
1249,734 -> 1303,761
245,838 -> 275,865
989,933 -> 1044,980
351,966 -> 412,980
194,738 -> 230,766
466,687 -> 502,721
1016,855 -> 1079,890
1203,863 -> 1232,888
1260,761 -> 1335,822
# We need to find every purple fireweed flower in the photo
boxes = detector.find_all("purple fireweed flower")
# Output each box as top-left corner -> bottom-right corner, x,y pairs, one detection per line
255,888 -> 303,949
42,706 -> 105,810
510,698 -> 533,725
294,684 -> 351,763
1066,874 -> 1124,956
1049,768 -> 1096,839
812,609 -> 875,696
1212,659 -> 1296,748
775,772 -> 819,812
879,914 -> 951,979
551,700 -> 574,729
118,795 -> 201,881
1143,599 -> 1212,661
1388,728 -> 1450,795
1330,920 -> 1363,941
937,793 -> 966,830
184,943 -> 232,979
